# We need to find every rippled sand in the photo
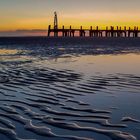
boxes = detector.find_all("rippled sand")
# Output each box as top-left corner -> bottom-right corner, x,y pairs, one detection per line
0,37 -> 140,140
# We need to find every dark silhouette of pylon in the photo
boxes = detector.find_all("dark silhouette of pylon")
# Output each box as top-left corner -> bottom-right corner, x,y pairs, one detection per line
54,11 -> 58,36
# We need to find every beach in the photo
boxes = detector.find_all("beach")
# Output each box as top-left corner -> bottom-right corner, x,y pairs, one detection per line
0,37 -> 140,140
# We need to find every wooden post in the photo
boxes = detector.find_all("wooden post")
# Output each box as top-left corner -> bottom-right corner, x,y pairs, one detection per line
100,31 -> 102,37
119,27 -> 122,37
110,26 -> 114,37
96,26 -> 99,37
90,26 -> 92,30
96,26 -> 98,30
90,26 -> 92,37
134,26 -> 138,37
128,27 -> 131,37
115,26 -> 118,37
137,27 -> 139,37
48,25 -> 51,37
72,30 -> 75,37
62,26 -> 65,37
80,26 -> 83,37
54,30 -> 58,37
70,25 -> 72,37
65,31 -> 67,37
106,26 -> 108,37
83,31 -> 85,37
124,26 -> 126,37
124,26 -> 126,30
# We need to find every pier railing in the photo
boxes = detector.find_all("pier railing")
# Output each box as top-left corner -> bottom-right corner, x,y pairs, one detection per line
48,25 -> 140,37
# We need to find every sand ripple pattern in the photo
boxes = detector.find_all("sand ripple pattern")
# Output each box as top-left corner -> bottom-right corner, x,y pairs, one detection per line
0,63 -> 140,140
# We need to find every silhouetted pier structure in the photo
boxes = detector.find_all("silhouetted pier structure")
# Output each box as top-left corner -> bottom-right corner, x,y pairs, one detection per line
48,12 -> 140,37
48,25 -> 140,37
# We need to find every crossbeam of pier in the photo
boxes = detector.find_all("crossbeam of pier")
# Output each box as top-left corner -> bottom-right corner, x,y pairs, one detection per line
48,25 -> 140,37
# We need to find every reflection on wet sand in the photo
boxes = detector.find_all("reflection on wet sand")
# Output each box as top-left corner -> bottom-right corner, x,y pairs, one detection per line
0,49 -> 20,55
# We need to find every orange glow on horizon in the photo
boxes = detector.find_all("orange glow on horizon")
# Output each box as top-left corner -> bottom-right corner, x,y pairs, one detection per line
0,12 -> 140,32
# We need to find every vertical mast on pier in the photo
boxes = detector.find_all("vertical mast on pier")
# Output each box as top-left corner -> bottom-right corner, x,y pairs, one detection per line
54,11 -> 58,36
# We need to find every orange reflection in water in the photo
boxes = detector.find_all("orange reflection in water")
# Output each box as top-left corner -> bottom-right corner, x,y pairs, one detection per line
43,54 -> 140,75
0,49 -> 20,55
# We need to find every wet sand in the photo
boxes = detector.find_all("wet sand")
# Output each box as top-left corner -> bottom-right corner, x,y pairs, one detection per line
0,37 -> 140,140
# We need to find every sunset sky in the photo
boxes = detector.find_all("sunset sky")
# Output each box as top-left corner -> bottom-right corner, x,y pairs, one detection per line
0,0 -> 140,36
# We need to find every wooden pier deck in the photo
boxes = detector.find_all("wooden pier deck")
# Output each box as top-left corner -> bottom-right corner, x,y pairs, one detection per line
48,25 -> 140,37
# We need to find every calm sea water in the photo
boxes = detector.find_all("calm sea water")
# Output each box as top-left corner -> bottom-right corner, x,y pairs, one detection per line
0,37 -> 140,140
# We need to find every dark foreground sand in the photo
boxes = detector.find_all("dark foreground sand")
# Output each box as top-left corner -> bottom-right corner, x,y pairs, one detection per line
0,37 -> 140,140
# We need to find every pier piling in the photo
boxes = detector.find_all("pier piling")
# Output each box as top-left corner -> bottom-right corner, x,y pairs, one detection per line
47,25 -> 140,37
